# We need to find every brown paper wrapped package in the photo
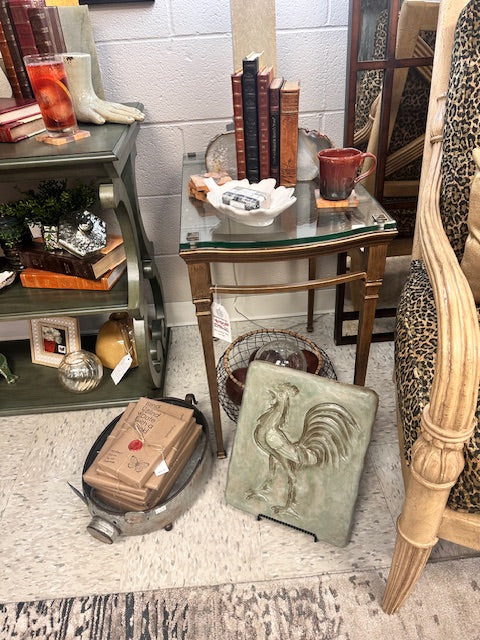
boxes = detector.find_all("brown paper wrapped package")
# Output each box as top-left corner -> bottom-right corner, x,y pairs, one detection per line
93,422 -> 203,512
96,398 -> 192,487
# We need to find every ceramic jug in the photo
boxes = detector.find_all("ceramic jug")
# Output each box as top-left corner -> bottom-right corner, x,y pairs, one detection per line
95,312 -> 138,370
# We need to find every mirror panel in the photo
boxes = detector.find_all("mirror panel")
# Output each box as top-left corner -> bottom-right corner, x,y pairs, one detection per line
357,0 -> 389,62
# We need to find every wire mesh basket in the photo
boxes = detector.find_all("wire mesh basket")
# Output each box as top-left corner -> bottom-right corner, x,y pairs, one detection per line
216,328 -> 337,422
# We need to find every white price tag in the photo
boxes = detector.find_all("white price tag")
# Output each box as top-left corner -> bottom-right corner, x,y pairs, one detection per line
154,459 -> 169,476
154,504 -> 167,514
111,353 -> 133,385
212,301 -> 232,343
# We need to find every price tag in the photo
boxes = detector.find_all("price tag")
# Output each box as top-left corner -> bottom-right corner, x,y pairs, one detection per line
111,353 -> 133,385
154,459 -> 169,476
212,301 -> 232,342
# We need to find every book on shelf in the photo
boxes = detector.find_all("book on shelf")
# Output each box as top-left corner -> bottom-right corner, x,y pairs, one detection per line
0,19 -> 22,98
0,96 -> 40,124
0,112 -> 45,142
279,80 -> 300,187
257,64 -> 274,181
269,76 -> 284,185
18,235 -> 126,280
0,0 -> 33,98
230,68 -> 246,180
20,261 -> 127,290
7,0 -> 46,58
241,51 -> 262,183
27,5 -> 65,55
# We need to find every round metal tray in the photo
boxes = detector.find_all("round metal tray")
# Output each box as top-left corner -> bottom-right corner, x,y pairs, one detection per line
82,395 -> 212,543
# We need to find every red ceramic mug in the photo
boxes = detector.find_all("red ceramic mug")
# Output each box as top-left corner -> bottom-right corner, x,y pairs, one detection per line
317,148 -> 377,201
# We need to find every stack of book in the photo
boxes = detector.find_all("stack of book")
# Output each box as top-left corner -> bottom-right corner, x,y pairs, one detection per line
83,397 -> 203,512
0,95 -> 44,142
0,0 -> 66,100
19,235 -> 127,291
231,52 -> 300,187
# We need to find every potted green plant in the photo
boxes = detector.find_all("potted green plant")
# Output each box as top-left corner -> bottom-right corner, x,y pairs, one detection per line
0,200 -> 32,272
24,179 -> 97,250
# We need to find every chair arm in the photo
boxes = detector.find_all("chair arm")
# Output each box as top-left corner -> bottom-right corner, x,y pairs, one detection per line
416,94 -> 480,481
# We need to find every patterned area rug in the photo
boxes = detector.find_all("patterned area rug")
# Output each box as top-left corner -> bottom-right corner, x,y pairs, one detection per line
1,557 -> 479,640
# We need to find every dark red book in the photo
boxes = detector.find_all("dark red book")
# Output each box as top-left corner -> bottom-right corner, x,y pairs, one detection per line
7,0 -> 45,57
0,96 -> 40,124
27,5 -> 65,55
0,113 -> 44,142
18,235 -> 126,280
257,65 -> 274,180
269,77 -> 284,185
231,68 -> 246,180
0,0 -> 33,98
0,19 -> 21,98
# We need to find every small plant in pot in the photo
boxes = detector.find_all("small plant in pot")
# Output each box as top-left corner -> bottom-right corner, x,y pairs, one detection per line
24,179 -> 97,251
0,200 -> 33,272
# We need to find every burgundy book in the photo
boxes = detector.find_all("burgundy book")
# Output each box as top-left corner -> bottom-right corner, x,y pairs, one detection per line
18,236 -> 126,280
257,65 -> 274,180
279,80 -> 300,187
0,19 -> 21,98
0,0 -> 32,98
269,77 -> 284,185
0,96 -> 40,124
7,0 -> 45,58
231,68 -> 246,180
27,5 -> 65,55
0,113 -> 44,142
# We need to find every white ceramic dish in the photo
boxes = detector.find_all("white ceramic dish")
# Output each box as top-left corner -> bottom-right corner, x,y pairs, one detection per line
205,178 -> 296,226
0,271 -> 15,290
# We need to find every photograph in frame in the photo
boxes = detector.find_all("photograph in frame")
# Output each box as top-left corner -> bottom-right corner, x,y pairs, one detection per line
30,316 -> 81,368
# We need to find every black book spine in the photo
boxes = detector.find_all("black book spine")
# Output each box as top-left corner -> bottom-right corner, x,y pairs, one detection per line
242,56 -> 260,183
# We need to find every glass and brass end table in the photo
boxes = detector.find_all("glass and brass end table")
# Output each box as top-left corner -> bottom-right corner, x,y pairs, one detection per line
179,153 -> 397,458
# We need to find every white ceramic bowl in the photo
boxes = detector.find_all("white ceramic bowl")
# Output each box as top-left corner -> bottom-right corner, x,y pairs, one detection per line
205,178 -> 296,226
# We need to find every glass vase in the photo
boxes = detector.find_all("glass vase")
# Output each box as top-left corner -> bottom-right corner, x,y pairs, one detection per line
58,350 -> 103,393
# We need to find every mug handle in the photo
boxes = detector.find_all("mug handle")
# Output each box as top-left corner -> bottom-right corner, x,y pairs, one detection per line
354,152 -> 377,184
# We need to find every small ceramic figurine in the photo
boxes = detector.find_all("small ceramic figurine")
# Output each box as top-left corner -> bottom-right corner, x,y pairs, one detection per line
62,52 -> 145,125
0,353 -> 18,384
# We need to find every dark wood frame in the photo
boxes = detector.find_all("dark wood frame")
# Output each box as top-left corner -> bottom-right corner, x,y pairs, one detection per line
335,0 -> 435,345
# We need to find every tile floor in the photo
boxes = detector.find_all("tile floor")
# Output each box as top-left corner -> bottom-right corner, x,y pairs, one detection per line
0,312 -> 477,603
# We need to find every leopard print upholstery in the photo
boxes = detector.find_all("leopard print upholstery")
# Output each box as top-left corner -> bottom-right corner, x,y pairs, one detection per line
441,1 -> 480,260
395,0 -> 480,513
396,261 -> 480,513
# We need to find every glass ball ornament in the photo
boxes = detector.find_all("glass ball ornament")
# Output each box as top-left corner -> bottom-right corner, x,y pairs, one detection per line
58,350 -> 103,393
253,337 -> 307,371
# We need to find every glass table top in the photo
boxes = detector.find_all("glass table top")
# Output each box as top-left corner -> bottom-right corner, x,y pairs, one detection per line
179,153 -> 396,251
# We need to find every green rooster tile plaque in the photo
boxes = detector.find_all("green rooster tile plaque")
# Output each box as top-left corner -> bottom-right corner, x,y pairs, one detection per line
225,361 -> 379,547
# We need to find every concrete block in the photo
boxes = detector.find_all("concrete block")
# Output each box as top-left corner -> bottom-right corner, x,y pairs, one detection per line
89,1 -> 171,41
96,37 -> 233,122
277,29 -> 347,113
276,0 -> 328,29
171,0 -> 231,36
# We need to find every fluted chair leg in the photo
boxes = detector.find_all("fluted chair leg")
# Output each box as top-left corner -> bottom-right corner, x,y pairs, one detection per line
382,525 -> 433,613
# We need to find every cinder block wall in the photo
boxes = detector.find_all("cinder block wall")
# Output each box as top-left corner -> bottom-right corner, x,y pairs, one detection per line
90,0 -> 349,326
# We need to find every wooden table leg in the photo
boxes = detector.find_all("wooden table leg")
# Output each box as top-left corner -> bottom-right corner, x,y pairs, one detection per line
354,242 -> 389,386
187,262 -> 226,458
307,257 -> 316,332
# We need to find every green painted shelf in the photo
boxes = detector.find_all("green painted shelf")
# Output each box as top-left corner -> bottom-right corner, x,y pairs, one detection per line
0,336 -> 161,416
0,111 -> 169,416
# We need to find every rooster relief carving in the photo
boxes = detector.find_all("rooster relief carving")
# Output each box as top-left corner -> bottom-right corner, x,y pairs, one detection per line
245,382 -> 360,517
